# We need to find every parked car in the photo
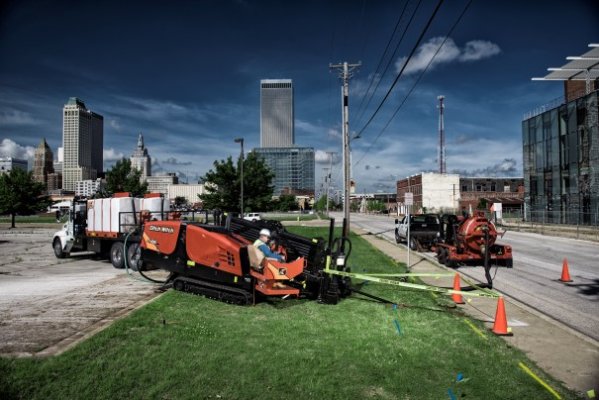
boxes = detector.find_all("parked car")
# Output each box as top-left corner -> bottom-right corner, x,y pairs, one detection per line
243,212 -> 261,222
394,214 -> 440,251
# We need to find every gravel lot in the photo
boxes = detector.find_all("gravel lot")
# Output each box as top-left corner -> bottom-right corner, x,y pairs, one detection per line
0,226 -> 167,356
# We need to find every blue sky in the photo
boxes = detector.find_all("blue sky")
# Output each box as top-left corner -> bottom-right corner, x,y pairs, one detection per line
1,0 -> 597,193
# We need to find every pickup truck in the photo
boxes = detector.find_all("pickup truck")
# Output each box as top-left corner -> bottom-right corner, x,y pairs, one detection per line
394,214 -> 441,251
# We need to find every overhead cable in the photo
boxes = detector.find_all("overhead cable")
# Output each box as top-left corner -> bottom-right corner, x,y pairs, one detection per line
353,0 -> 419,128
354,0 -> 473,168
355,0 -> 445,138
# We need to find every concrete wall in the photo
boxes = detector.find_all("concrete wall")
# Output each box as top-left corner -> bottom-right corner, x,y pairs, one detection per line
421,173 -> 459,212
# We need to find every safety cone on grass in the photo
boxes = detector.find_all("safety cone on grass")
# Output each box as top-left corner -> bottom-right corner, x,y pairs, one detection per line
452,273 -> 465,304
492,297 -> 512,336
559,258 -> 573,283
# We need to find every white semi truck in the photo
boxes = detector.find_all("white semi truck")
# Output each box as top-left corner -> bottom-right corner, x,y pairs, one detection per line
52,193 -> 170,269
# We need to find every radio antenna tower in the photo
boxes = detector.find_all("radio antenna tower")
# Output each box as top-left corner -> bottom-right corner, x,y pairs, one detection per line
437,95 -> 446,174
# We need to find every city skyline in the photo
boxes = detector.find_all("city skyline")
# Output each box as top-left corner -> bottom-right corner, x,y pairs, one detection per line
0,0 -> 598,192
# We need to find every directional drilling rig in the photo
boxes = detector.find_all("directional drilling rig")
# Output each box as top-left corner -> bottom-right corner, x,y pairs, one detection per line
137,215 -> 353,305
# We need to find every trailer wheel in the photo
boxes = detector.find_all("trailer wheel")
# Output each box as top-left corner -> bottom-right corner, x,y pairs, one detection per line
110,242 -> 125,269
53,238 -> 66,259
127,243 -> 142,272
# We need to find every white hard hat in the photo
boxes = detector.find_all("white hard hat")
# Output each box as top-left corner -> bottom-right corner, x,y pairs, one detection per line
259,228 -> 271,237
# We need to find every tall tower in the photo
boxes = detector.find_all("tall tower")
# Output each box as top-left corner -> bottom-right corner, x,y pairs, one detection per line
437,95 -> 446,174
260,79 -> 294,147
130,133 -> 151,182
32,138 -> 54,187
62,97 -> 104,191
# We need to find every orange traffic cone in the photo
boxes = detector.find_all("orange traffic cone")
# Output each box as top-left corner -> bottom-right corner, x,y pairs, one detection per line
559,258 -> 573,282
492,297 -> 512,336
452,273 -> 465,304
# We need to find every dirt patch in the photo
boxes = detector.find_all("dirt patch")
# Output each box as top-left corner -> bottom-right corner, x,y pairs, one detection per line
0,228 -> 167,356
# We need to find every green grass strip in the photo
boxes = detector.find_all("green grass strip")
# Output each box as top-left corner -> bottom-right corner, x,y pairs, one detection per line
463,318 -> 488,340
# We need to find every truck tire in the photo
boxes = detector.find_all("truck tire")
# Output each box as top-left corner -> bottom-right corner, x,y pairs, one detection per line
436,247 -> 446,265
53,238 -> 66,259
126,242 -> 142,272
110,242 -> 125,269
409,237 -> 418,251
395,231 -> 401,244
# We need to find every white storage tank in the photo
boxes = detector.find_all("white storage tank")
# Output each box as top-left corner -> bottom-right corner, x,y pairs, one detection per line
139,195 -> 169,221
111,196 -> 139,233
86,198 -> 103,233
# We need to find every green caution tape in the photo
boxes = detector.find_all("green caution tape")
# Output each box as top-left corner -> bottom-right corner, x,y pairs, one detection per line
325,267 -> 499,299
362,273 -> 454,278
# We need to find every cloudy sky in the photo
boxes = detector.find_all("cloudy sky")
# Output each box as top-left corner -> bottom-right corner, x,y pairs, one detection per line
1,0 -> 597,193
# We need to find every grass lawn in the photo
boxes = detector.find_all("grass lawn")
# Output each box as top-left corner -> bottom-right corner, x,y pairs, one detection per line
0,227 -> 577,399
265,214 -> 319,221
0,214 -> 60,224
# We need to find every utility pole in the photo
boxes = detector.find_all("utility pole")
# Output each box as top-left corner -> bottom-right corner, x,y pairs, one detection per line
330,61 -> 360,237
325,151 -> 335,216
234,137 -> 244,217
437,95 -> 446,174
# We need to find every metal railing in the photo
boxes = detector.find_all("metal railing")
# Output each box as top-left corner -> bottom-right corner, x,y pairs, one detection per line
499,210 -> 599,241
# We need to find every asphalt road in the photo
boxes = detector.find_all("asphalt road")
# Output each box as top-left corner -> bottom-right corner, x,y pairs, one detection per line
331,212 -> 599,342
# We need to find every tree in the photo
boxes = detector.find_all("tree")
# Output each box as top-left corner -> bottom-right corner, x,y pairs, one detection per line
275,194 -> 299,212
314,195 -> 334,212
0,168 -> 48,228
174,196 -> 187,209
105,158 -> 148,196
367,200 -> 386,213
200,152 -> 274,212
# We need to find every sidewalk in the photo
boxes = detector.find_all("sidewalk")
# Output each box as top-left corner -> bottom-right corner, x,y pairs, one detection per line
356,228 -> 599,395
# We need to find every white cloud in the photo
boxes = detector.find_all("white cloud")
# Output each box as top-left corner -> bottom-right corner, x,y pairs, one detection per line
315,150 -> 341,165
0,109 -> 38,126
327,128 -> 341,139
0,138 -> 35,159
109,119 -> 123,132
459,40 -> 501,61
395,37 -> 501,75
296,119 -> 324,135
103,148 -> 125,161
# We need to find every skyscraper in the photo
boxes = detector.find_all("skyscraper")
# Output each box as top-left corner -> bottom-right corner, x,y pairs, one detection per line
130,133 -> 151,182
32,138 -> 54,188
260,79 -> 294,147
62,98 -> 103,191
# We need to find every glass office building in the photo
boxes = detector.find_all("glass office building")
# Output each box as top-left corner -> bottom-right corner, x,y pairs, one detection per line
522,90 -> 598,224
253,147 -> 315,196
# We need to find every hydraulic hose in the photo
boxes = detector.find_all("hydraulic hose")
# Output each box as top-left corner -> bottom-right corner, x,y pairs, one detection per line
123,230 -> 167,284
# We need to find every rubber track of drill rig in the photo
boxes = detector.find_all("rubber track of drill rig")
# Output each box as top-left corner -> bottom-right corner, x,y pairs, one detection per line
172,276 -> 252,305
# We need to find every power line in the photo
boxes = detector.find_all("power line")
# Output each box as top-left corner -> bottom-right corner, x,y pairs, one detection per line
352,0 -> 419,128
353,0 -> 473,168
355,0 -> 445,138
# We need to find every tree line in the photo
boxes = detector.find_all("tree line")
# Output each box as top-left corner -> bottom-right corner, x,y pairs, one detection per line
0,153 -> 316,228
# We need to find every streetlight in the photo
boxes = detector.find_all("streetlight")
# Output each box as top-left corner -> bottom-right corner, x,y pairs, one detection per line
234,137 -> 244,217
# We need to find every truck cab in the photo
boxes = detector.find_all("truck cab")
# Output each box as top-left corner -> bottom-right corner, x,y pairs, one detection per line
394,214 -> 440,251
